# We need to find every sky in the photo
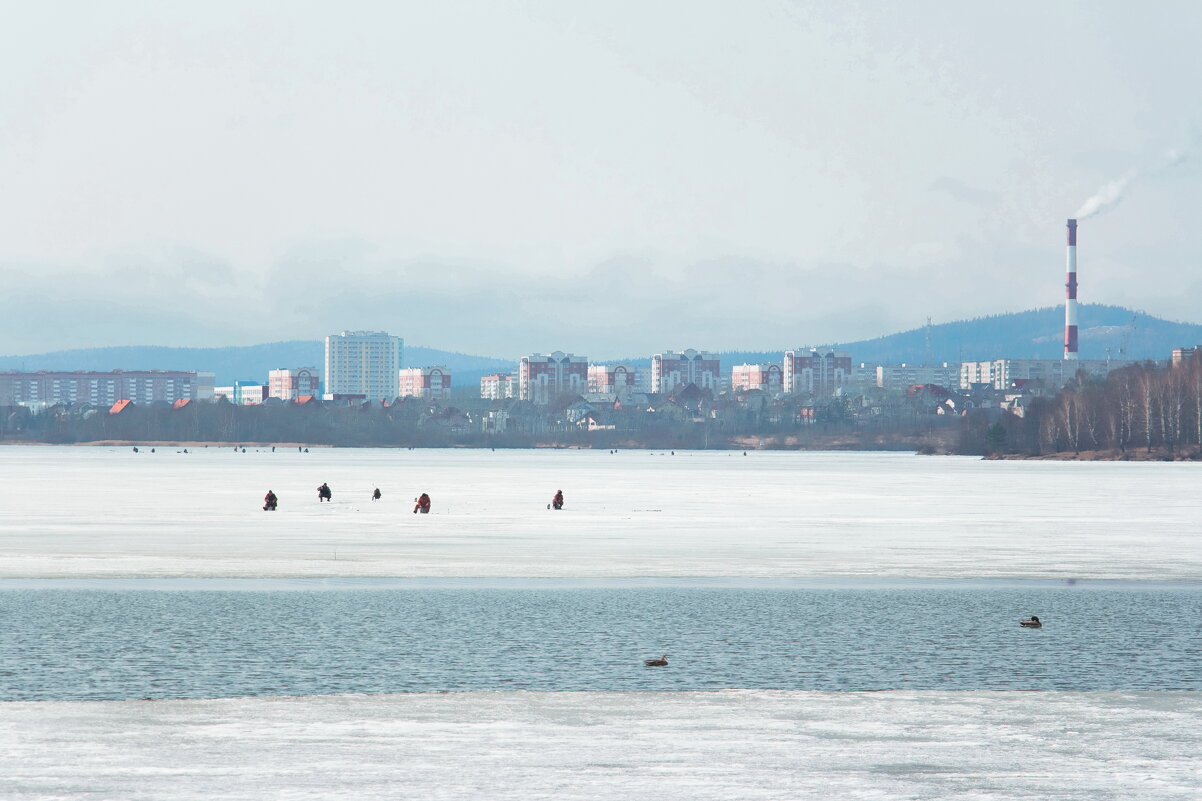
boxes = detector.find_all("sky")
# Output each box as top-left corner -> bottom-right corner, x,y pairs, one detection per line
1,1 -> 1200,359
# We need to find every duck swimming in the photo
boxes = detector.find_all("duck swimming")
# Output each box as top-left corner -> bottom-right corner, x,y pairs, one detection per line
644,655 -> 669,667
1019,616 -> 1042,628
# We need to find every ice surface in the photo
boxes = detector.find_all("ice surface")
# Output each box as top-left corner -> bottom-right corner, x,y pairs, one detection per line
4,448 -> 1200,798
1,446 -> 1200,579
1,690 -> 1198,800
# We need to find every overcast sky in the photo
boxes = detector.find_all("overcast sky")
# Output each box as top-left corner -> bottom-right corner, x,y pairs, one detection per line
1,1 -> 1200,358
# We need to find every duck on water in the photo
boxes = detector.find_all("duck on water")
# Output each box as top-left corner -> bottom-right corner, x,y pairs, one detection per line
644,655 -> 669,667
1020,616 -> 1042,628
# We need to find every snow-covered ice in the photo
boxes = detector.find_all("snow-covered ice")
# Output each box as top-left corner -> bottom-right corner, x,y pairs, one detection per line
1,446 -> 1199,579
1,690 -> 1198,800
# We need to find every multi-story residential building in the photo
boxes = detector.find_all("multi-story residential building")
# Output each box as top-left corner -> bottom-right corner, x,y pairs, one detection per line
876,363 -> 961,394
731,363 -> 783,394
323,331 -> 403,402
268,367 -> 321,401
518,352 -> 588,405
960,360 -> 995,388
1171,347 -> 1201,367
587,364 -> 648,396
0,370 -> 214,408
849,362 -> 879,391
958,359 -> 1127,390
480,373 -> 516,400
398,366 -> 452,400
650,350 -> 720,393
214,382 -> 263,405
782,348 -> 853,395
236,382 -> 266,405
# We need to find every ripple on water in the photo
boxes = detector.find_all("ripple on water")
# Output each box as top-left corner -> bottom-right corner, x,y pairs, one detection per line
0,583 -> 1199,700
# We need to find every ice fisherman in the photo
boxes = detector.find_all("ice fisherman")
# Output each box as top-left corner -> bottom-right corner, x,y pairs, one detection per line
317,482 -> 332,502
413,493 -> 431,514
263,490 -> 278,511
372,488 -> 382,501
551,490 -> 564,510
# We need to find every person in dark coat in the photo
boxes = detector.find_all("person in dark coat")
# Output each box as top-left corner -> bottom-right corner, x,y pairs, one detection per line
413,493 -> 431,514
263,490 -> 278,511
317,483 -> 332,502
372,488 -> 382,501
552,490 -> 564,510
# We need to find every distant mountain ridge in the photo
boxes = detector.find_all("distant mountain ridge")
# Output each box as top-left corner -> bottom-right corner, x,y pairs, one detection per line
2,305 -> 1198,386
607,305 -> 1201,370
830,304 -> 1199,365
0,342 -> 513,388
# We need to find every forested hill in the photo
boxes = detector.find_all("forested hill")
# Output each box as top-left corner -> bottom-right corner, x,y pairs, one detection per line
834,305 -> 1199,364
0,342 -> 513,387
702,305 -> 1200,369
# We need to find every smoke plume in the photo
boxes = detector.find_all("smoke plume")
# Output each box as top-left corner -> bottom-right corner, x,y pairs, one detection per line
1074,170 -> 1137,219
1074,138 -> 1194,220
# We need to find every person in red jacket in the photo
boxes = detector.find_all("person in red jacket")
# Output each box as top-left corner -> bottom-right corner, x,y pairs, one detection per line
413,493 -> 431,514
551,490 -> 564,510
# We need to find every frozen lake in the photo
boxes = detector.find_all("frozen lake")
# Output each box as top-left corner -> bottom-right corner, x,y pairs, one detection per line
1,446 -> 1200,579
3,691 -> 1199,800
3,446 -> 1200,799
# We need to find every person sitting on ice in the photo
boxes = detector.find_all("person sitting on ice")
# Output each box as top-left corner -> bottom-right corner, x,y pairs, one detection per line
413,493 -> 431,514
317,482 -> 332,502
551,490 -> 564,510
372,488 -> 382,501
263,490 -> 278,511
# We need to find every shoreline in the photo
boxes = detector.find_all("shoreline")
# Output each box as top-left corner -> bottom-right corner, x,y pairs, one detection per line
988,448 -> 1202,462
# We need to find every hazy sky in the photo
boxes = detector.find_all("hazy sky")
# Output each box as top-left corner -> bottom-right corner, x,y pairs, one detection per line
2,1 -> 1200,358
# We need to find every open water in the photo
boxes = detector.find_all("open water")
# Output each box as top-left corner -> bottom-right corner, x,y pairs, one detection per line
2,578 -> 1198,701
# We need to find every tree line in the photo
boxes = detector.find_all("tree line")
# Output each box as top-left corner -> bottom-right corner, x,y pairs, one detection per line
974,354 -> 1202,457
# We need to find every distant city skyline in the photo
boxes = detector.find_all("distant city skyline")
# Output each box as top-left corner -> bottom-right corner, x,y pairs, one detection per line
2,3 -> 1200,356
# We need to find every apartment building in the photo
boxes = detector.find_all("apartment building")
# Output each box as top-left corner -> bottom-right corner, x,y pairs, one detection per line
323,331 -> 403,402
399,366 -> 452,400
876,363 -> 960,393
268,367 -> 321,401
0,370 -> 215,407
650,349 -> 720,393
731,363 -> 783,394
782,348 -> 853,395
519,352 -> 588,405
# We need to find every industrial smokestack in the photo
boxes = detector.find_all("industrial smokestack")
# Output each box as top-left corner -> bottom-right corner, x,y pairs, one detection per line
1064,218 -> 1078,360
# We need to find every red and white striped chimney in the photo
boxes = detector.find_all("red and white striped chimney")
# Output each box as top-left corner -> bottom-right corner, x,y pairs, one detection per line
1064,218 -> 1078,360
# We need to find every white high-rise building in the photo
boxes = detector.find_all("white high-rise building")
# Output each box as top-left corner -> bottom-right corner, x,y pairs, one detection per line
323,331 -> 404,402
